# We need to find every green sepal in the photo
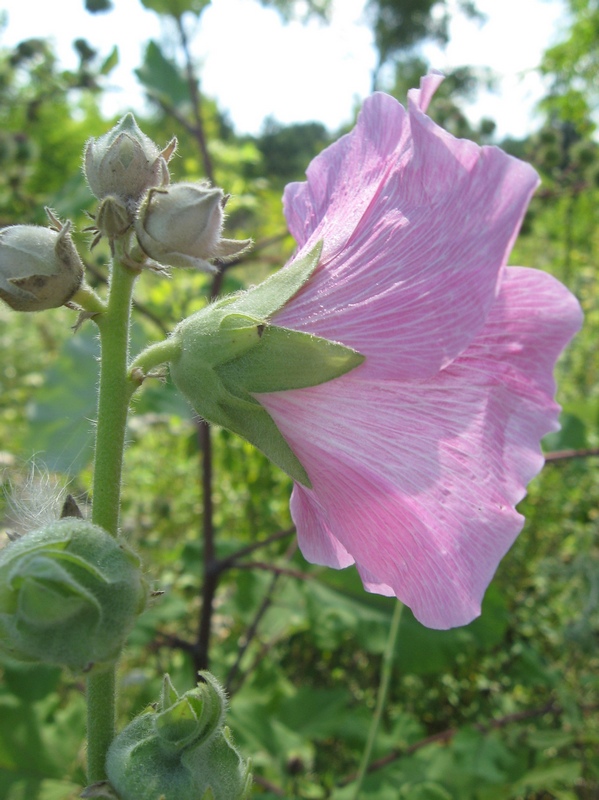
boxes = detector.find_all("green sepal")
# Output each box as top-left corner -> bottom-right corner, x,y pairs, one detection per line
170,349 -> 311,486
219,324 -> 365,394
169,240 -> 365,488
225,239 -> 322,319
155,672 -> 225,752
106,672 -> 251,800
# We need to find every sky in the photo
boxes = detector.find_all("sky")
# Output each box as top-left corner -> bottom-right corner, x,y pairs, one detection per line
0,0 -> 568,139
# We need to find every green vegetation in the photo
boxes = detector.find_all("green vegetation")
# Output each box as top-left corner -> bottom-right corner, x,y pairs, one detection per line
0,0 -> 597,797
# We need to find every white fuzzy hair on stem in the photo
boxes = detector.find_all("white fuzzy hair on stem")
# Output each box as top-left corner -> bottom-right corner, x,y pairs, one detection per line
2,461 -> 69,540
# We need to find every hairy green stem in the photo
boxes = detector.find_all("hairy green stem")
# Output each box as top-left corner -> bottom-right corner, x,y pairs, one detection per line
71,282 -> 107,314
352,600 -> 403,799
85,668 -> 117,784
91,257 -> 137,535
86,252 -> 138,783
128,336 -> 181,376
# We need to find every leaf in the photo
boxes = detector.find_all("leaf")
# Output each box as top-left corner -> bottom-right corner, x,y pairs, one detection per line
396,585 -> 509,675
135,41 -> 189,107
38,780 -> 83,800
23,323 -> 185,476
526,729 -> 577,751
277,686 -> 353,739
512,760 -> 581,793
1,663 -> 61,702
99,46 -> 119,76
398,784 -> 453,800
304,578 -> 392,651
543,410 -> 587,451
140,0 -> 210,17
85,0 -> 113,11
24,329 -> 99,475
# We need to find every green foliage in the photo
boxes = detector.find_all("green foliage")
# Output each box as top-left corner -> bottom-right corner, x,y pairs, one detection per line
256,0 -> 333,23
257,120 -> 331,184
0,7 -> 598,800
85,0 -> 113,12
140,0 -> 211,19
135,40 -> 190,109
366,0 -> 484,83
540,0 -> 599,130
0,35 -> 114,226
0,664 -> 86,798
386,58 -> 497,143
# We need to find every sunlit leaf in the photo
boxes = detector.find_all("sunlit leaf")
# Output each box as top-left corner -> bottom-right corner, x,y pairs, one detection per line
135,41 -> 189,107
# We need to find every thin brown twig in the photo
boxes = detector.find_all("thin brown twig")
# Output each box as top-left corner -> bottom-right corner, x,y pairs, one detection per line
338,700 -> 564,786
225,540 -> 298,695
216,527 -> 295,571
545,447 -> 599,462
225,570 -> 281,695
194,415 -> 216,672
251,774 -> 286,797
174,15 -> 214,182
229,561 -> 314,580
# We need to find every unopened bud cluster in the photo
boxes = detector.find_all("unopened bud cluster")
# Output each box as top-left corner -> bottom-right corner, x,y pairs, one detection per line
83,114 -> 250,271
106,673 -> 252,800
0,113 -> 251,315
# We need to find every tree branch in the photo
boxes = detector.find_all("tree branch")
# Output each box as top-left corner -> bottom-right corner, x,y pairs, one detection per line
338,700 -> 569,787
545,447 -> 599,461
175,15 -> 214,182
216,527 -> 295,572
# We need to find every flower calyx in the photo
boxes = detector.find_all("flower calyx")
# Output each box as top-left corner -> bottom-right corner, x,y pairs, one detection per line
106,672 -> 252,800
168,241 -> 365,486
134,182 -> 252,273
85,195 -> 133,248
0,208 -> 84,312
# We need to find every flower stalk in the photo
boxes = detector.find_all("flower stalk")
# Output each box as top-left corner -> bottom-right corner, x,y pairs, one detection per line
86,244 -> 139,783
352,600 -> 403,799
91,246 -> 138,537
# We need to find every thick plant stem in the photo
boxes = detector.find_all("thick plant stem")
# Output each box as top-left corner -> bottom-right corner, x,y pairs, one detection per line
352,601 -> 403,799
91,257 -> 137,535
86,668 -> 117,783
86,254 -> 138,783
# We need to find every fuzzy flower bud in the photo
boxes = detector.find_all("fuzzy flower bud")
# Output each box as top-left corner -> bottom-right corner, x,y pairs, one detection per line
134,182 -> 252,272
106,673 -> 252,800
0,519 -> 148,671
0,218 -> 84,312
84,113 -> 174,205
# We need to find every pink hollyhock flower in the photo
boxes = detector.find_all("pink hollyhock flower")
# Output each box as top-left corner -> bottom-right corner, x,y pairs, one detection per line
255,74 -> 583,629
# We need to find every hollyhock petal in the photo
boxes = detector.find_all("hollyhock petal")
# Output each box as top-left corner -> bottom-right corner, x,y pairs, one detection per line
408,71 -> 444,113
257,267 -> 582,628
278,83 -> 540,381
289,484 -> 354,569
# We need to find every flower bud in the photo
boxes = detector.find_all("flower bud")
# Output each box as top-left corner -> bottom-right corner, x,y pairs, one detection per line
0,519 -> 147,671
93,195 -> 133,243
84,113 -> 174,205
134,182 -> 252,272
106,672 -> 252,800
0,219 -> 84,312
